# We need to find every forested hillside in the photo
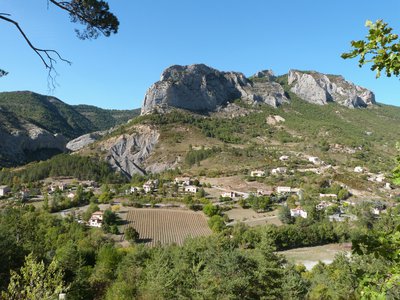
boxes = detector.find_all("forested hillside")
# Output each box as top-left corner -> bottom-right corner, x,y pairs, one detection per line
0,91 -> 139,138
73,105 -> 140,131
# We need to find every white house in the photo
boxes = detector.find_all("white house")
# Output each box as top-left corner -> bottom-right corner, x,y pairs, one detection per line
0,185 -> 10,197
271,167 -> 287,175
290,206 -> 308,218
221,191 -> 237,198
67,192 -> 75,200
316,201 -> 333,210
276,186 -> 291,194
184,185 -> 198,193
279,155 -> 289,161
309,156 -> 321,165
174,177 -> 192,186
88,211 -> 103,228
354,166 -> 364,173
126,186 -> 140,194
250,170 -> 265,177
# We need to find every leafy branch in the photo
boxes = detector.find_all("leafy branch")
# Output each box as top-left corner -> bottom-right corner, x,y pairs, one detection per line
342,20 -> 400,78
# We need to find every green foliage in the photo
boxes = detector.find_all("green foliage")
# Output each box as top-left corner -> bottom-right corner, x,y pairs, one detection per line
342,20 -> 400,78
0,69 -> 8,77
0,154 -> 124,186
392,144 -> 400,185
247,194 -> 272,212
2,253 -> 66,300
278,205 -> 294,224
124,227 -> 139,243
0,91 -> 94,139
73,105 -> 140,131
208,215 -> 226,232
203,203 -> 220,217
185,146 -> 221,166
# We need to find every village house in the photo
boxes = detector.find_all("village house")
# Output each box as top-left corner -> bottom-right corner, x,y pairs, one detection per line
297,168 -> 321,174
316,201 -> 333,210
143,183 -> 153,193
174,177 -> 192,186
309,156 -> 321,165
143,180 -> 158,193
67,192 -> 75,200
89,211 -> 103,228
279,155 -> 289,161
50,183 -> 67,193
0,185 -> 11,197
290,206 -> 308,218
276,186 -> 291,194
271,167 -> 287,175
250,170 -> 265,177
319,193 -> 338,199
221,191 -> 237,198
184,185 -> 198,193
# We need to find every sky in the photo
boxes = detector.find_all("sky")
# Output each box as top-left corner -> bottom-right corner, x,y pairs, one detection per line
1,0 -> 400,109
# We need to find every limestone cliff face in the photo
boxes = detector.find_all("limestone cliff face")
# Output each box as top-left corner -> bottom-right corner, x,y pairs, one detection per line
66,132 -> 106,152
288,70 -> 375,107
141,64 -> 289,114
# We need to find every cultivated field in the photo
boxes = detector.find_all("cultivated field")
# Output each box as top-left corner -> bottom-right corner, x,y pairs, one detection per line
126,209 -> 212,246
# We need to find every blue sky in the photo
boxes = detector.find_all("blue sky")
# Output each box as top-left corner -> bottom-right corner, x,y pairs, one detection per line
1,0 -> 400,109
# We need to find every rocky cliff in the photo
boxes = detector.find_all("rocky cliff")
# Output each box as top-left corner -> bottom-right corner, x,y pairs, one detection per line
141,64 -> 375,114
0,121 -> 67,166
100,125 -> 160,177
288,70 -> 375,107
141,64 -> 288,114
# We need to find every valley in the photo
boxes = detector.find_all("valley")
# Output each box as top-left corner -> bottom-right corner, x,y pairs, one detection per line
1,64 -> 400,299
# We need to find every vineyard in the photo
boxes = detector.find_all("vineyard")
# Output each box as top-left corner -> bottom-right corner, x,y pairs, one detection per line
125,209 -> 212,246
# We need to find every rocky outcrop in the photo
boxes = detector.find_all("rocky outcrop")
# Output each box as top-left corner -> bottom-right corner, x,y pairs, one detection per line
0,123 -> 67,166
66,131 -> 105,152
245,70 -> 289,107
102,125 -> 160,177
288,70 -> 375,107
141,64 -> 288,114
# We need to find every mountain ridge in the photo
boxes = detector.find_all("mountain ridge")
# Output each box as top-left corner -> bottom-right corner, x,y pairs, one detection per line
141,64 -> 376,115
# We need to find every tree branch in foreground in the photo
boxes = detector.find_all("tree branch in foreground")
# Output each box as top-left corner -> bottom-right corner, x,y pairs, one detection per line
0,14 -> 71,88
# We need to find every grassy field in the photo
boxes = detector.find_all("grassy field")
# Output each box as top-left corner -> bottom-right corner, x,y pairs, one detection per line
125,209 -> 212,246
279,243 -> 352,270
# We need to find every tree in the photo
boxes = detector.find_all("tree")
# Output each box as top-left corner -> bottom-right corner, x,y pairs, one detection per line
208,215 -> 226,232
342,20 -> 400,78
203,203 -> 220,217
125,227 -> 139,243
278,205 -> 294,224
1,253 -> 66,300
0,1 -> 119,84
392,142 -> 400,185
